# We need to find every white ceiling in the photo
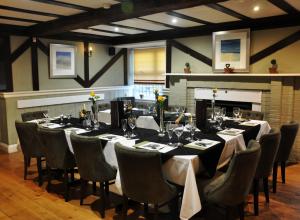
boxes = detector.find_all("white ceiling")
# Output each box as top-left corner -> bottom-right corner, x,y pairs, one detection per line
91,24 -> 146,35
0,8 -> 56,22
56,0 -> 119,9
285,0 -> 300,11
72,29 -> 122,37
113,18 -> 172,31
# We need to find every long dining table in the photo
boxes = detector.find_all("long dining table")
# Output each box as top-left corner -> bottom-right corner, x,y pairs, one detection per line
40,116 -> 270,220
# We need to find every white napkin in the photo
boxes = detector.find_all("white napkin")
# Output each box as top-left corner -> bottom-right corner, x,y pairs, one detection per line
218,128 -> 244,136
135,142 -> 175,153
42,123 -> 63,129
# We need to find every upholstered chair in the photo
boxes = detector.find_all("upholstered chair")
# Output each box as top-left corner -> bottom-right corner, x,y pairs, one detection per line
115,143 -> 179,220
273,122 -> 299,193
240,110 -> 264,120
253,129 -> 281,215
21,110 -> 48,122
38,127 -> 76,202
15,121 -> 45,186
197,140 -> 261,220
70,133 -> 116,218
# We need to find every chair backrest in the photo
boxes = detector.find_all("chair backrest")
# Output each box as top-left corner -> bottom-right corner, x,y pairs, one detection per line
205,140 -> 261,206
276,122 -> 299,162
21,110 -> 48,122
255,129 -> 281,178
38,127 -> 75,169
15,121 -> 44,158
115,143 -> 175,204
70,133 -> 116,182
240,109 -> 264,120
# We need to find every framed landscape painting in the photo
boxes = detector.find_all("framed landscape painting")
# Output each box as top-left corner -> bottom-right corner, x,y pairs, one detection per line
212,29 -> 250,72
49,44 -> 76,78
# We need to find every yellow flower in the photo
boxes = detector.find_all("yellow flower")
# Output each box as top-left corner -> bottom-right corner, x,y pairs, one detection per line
157,95 -> 166,103
90,91 -> 95,97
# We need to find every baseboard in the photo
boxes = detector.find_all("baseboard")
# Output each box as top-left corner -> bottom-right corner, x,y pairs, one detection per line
0,142 -> 19,153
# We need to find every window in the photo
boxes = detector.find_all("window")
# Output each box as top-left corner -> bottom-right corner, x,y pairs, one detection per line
134,47 -> 165,84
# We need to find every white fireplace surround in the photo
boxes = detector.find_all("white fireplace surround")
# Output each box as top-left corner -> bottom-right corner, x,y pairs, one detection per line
194,88 -> 262,111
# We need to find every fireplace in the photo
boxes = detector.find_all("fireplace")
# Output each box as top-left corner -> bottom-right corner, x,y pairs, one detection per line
205,100 -> 252,116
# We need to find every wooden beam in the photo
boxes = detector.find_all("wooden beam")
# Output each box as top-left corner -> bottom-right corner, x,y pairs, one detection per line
0,24 -> 28,36
171,39 -> 212,66
250,30 -> 300,64
74,76 -> 86,87
89,27 -> 127,36
37,39 -> 49,56
45,32 -> 112,44
29,0 -> 227,36
89,48 -> 126,87
0,15 -> 42,24
2,36 -> 13,91
10,38 -> 31,63
111,14 -> 300,45
0,5 -> 63,18
123,49 -> 128,85
166,11 -> 212,25
83,42 -> 89,88
207,3 -> 251,20
137,18 -> 179,29
30,0 -> 93,11
166,40 -> 172,88
108,23 -> 151,32
268,0 -> 298,14
31,38 -> 39,91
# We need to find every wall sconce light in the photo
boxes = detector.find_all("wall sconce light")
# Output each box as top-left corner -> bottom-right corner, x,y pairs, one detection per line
88,46 -> 93,57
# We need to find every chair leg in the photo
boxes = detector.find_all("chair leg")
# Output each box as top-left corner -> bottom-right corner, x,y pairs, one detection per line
37,157 -> 43,186
23,156 -> 28,180
281,161 -> 286,184
238,202 -> 244,220
273,162 -> 278,193
46,165 -> 51,191
154,204 -> 159,220
263,177 -> 270,203
253,178 -> 259,216
169,196 -> 179,220
70,168 -> 75,182
80,179 -> 87,205
121,195 -> 128,220
143,203 -> 148,218
63,169 -> 69,202
100,182 -> 105,218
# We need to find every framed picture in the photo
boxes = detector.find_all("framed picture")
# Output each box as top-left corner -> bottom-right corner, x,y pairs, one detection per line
212,29 -> 250,72
49,44 -> 76,78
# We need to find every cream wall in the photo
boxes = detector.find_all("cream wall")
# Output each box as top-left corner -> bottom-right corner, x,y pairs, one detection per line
172,26 -> 300,73
10,36 -> 125,91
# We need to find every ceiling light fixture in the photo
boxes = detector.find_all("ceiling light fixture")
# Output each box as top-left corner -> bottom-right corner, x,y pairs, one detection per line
253,5 -> 260,12
103,3 -> 111,9
114,27 -> 119,32
172,18 -> 178,24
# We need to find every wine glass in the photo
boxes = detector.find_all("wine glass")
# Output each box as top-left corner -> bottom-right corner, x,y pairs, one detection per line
185,121 -> 192,141
67,114 -> 72,126
166,121 -> 174,146
128,116 -> 137,138
121,119 -> 128,137
174,124 -> 184,147
43,113 -> 50,125
233,107 -> 240,119
60,114 -> 64,125
189,120 -> 196,142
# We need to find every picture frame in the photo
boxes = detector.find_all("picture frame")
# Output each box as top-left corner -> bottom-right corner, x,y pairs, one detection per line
49,44 -> 76,78
212,29 -> 250,72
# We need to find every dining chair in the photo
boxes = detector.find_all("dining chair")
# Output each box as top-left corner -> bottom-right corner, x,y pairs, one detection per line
38,127 -> 77,202
197,140 -> 261,220
21,110 -> 48,122
115,143 -> 179,220
15,121 -> 45,186
253,129 -> 281,215
240,110 -> 264,120
273,122 -> 299,193
70,133 -> 117,218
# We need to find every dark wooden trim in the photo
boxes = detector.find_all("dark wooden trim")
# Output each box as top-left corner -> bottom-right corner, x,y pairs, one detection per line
89,28 -> 126,36
0,5 -> 63,18
37,39 -> 49,56
123,49 -> 128,85
250,30 -> 300,64
74,76 -> 86,87
134,81 -> 165,85
0,15 -> 42,24
166,11 -> 212,25
137,18 -> 179,29
171,40 -> 212,66
166,40 -> 172,88
0,24 -> 28,36
89,48 -> 126,87
45,33 -> 112,44
83,42 -> 89,88
30,0 -> 93,11
207,3 -> 251,20
108,23 -> 151,32
31,38 -> 39,91
28,0 -> 227,36
1,36 -> 13,91
10,38 -> 31,63
268,0 -> 298,14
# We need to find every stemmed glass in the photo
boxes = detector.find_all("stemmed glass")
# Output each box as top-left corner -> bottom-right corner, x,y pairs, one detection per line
128,116 -> 137,138
43,113 -> 50,125
67,114 -> 72,126
121,119 -> 128,137
174,124 -> 184,147
60,114 -> 64,125
233,107 -> 240,119
189,120 -> 196,142
166,121 -> 174,146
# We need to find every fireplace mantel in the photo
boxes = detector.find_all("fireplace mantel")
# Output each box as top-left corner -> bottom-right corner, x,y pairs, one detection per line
165,73 -> 300,77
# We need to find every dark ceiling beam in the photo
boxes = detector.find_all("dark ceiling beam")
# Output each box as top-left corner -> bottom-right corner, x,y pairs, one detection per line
137,17 -> 180,29
30,0 -> 93,11
0,24 -> 28,36
0,5 -> 63,18
45,32 -> 112,44
166,11 -> 212,25
207,3 -> 251,20
88,27 -> 127,36
28,0 -> 228,36
0,15 -> 43,24
108,23 -> 152,32
110,14 -> 300,45
268,0 -> 299,14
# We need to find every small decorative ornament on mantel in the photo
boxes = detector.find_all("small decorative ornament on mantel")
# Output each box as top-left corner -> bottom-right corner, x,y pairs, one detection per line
184,62 -> 191,74
269,59 -> 278,73
224,63 -> 234,73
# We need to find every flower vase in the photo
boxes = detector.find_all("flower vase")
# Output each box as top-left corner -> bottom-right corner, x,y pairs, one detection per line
211,99 -> 216,122
158,106 -> 165,137
91,103 -> 99,124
